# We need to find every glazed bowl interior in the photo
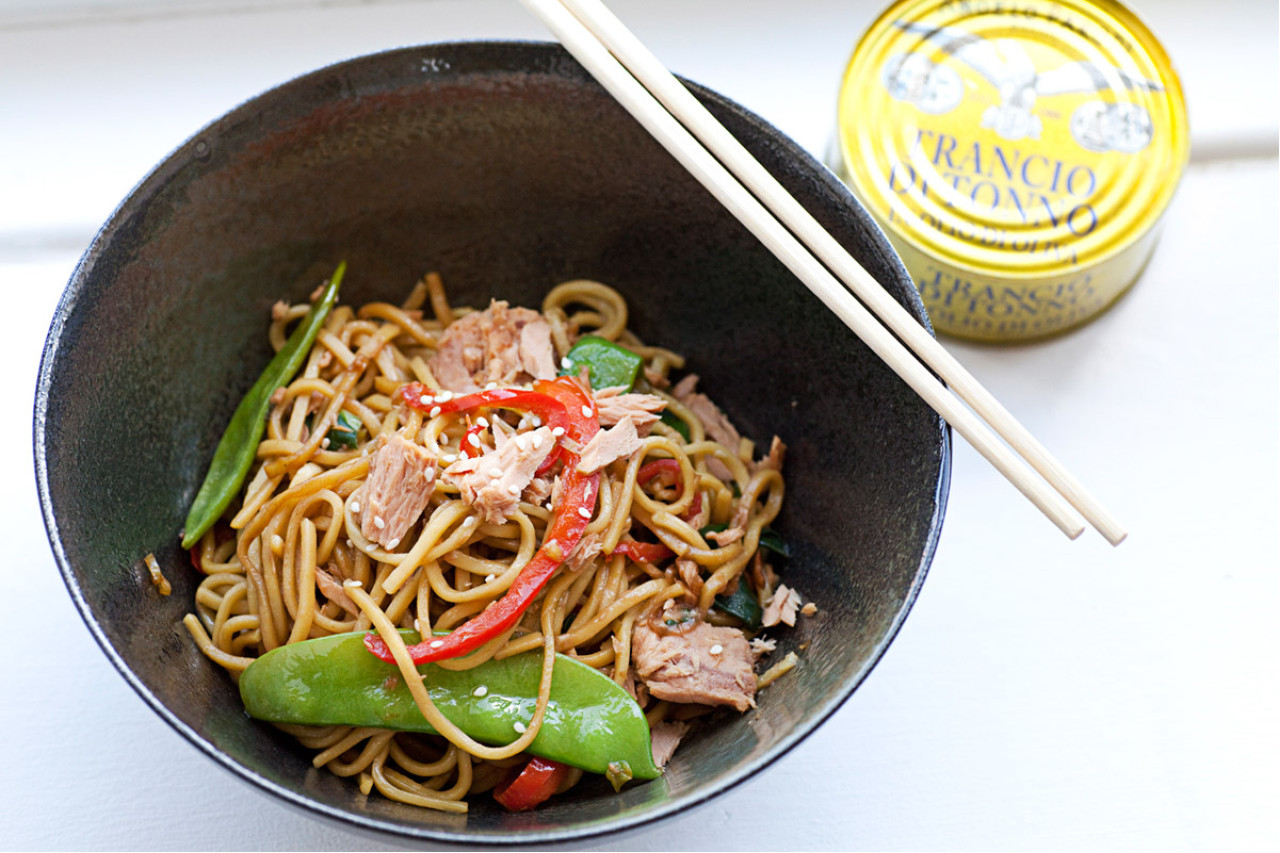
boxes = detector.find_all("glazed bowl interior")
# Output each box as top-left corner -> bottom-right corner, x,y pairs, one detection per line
35,41 -> 949,844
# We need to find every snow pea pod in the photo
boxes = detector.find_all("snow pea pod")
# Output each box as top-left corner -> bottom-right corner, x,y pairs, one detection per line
558,335 -> 643,391
181,263 -> 344,547
239,630 -> 662,780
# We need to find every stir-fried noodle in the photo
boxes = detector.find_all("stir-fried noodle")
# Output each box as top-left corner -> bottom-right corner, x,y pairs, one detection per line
183,274 -> 790,811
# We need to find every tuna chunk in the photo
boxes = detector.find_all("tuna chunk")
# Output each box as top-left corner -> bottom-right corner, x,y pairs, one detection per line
706,526 -> 744,546
443,425 -> 555,525
631,619 -> 757,712
752,435 -> 787,474
576,414 -> 645,475
565,530 -> 604,571
314,564 -> 359,616
671,374 -> 739,482
594,386 -> 667,434
429,300 -> 557,393
671,374 -> 741,450
648,720 -> 689,769
762,583 -> 801,628
360,435 -> 438,549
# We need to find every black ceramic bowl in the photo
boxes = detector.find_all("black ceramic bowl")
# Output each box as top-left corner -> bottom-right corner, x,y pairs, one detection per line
34,41 -> 948,844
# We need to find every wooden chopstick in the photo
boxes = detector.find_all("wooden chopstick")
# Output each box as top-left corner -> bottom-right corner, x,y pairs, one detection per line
520,0 -> 1123,543
547,0 -> 1127,547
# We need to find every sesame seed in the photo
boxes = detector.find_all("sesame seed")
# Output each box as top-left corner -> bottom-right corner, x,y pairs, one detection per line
552,426 -> 565,437
430,639 -> 444,648
581,405 -> 593,418
561,357 -> 574,369
473,686 -> 488,698
476,416 -> 489,428
350,500 -> 361,513
437,390 -> 453,402
413,619 -> 422,633
513,721 -> 527,734
577,507 -> 591,519
515,434 -> 529,451
709,644 -> 723,655
530,415 -> 541,426
506,484 -> 521,496
442,453 -> 457,463
462,516 -> 477,527
485,573 -> 496,583
429,406 -> 441,417
373,516 -> 386,530
421,394 -> 434,405
386,538 -> 400,549
488,467 -> 503,479
321,437 -> 330,449
530,433 -> 543,450
467,433 -> 481,447
342,579 -> 363,589
484,382 -> 498,390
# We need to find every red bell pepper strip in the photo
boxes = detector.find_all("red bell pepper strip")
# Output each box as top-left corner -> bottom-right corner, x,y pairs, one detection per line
637,458 -> 681,493
611,540 -> 674,563
493,756 -> 571,811
460,417 -> 486,459
637,456 -> 704,522
364,377 -> 600,665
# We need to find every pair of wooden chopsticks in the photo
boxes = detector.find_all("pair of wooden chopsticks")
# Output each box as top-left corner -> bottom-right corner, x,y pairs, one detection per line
519,0 -> 1126,545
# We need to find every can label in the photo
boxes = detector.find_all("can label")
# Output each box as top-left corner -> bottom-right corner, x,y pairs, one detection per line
835,0 -> 1187,341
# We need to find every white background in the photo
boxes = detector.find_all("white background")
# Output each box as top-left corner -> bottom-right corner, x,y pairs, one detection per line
3,1 -> 1277,849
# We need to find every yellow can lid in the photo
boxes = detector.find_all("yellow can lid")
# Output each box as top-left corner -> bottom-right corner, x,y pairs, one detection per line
837,0 -> 1188,279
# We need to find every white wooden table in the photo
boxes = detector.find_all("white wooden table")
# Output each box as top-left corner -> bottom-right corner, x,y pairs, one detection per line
4,1 -> 1276,849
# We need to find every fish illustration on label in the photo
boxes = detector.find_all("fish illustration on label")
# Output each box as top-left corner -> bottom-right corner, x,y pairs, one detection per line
883,20 -> 1162,149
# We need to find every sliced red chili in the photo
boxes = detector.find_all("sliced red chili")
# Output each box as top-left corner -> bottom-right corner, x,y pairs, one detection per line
611,540 -> 674,564
365,377 -> 601,665
493,756 -> 570,812
680,490 -> 703,523
460,417 -> 486,459
637,458 -> 681,494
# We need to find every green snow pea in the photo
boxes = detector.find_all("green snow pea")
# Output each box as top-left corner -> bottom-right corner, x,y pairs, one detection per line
181,263 -> 344,548
238,630 -> 662,780
558,335 -> 643,391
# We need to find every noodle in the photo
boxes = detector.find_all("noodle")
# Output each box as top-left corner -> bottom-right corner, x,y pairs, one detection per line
185,275 -> 792,812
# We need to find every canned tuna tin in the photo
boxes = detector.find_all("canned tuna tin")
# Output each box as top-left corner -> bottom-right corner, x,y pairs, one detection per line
833,0 -> 1188,342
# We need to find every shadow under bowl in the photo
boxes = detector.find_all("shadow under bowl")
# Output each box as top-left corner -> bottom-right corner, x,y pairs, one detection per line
34,41 -> 949,845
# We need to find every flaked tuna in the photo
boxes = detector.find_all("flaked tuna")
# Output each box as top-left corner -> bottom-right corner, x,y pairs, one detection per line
753,435 -> 787,474
360,435 -> 438,549
671,374 -> 739,482
565,530 -> 604,571
429,300 -> 557,393
594,386 -> 667,433
631,619 -> 757,712
314,564 -> 360,616
762,583 -> 802,628
648,720 -> 689,769
576,414 -> 645,475
671,374 -> 741,451
443,425 -> 555,525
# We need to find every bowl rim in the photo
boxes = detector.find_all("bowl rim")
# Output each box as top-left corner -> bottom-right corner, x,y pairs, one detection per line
33,38 -> 951,846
